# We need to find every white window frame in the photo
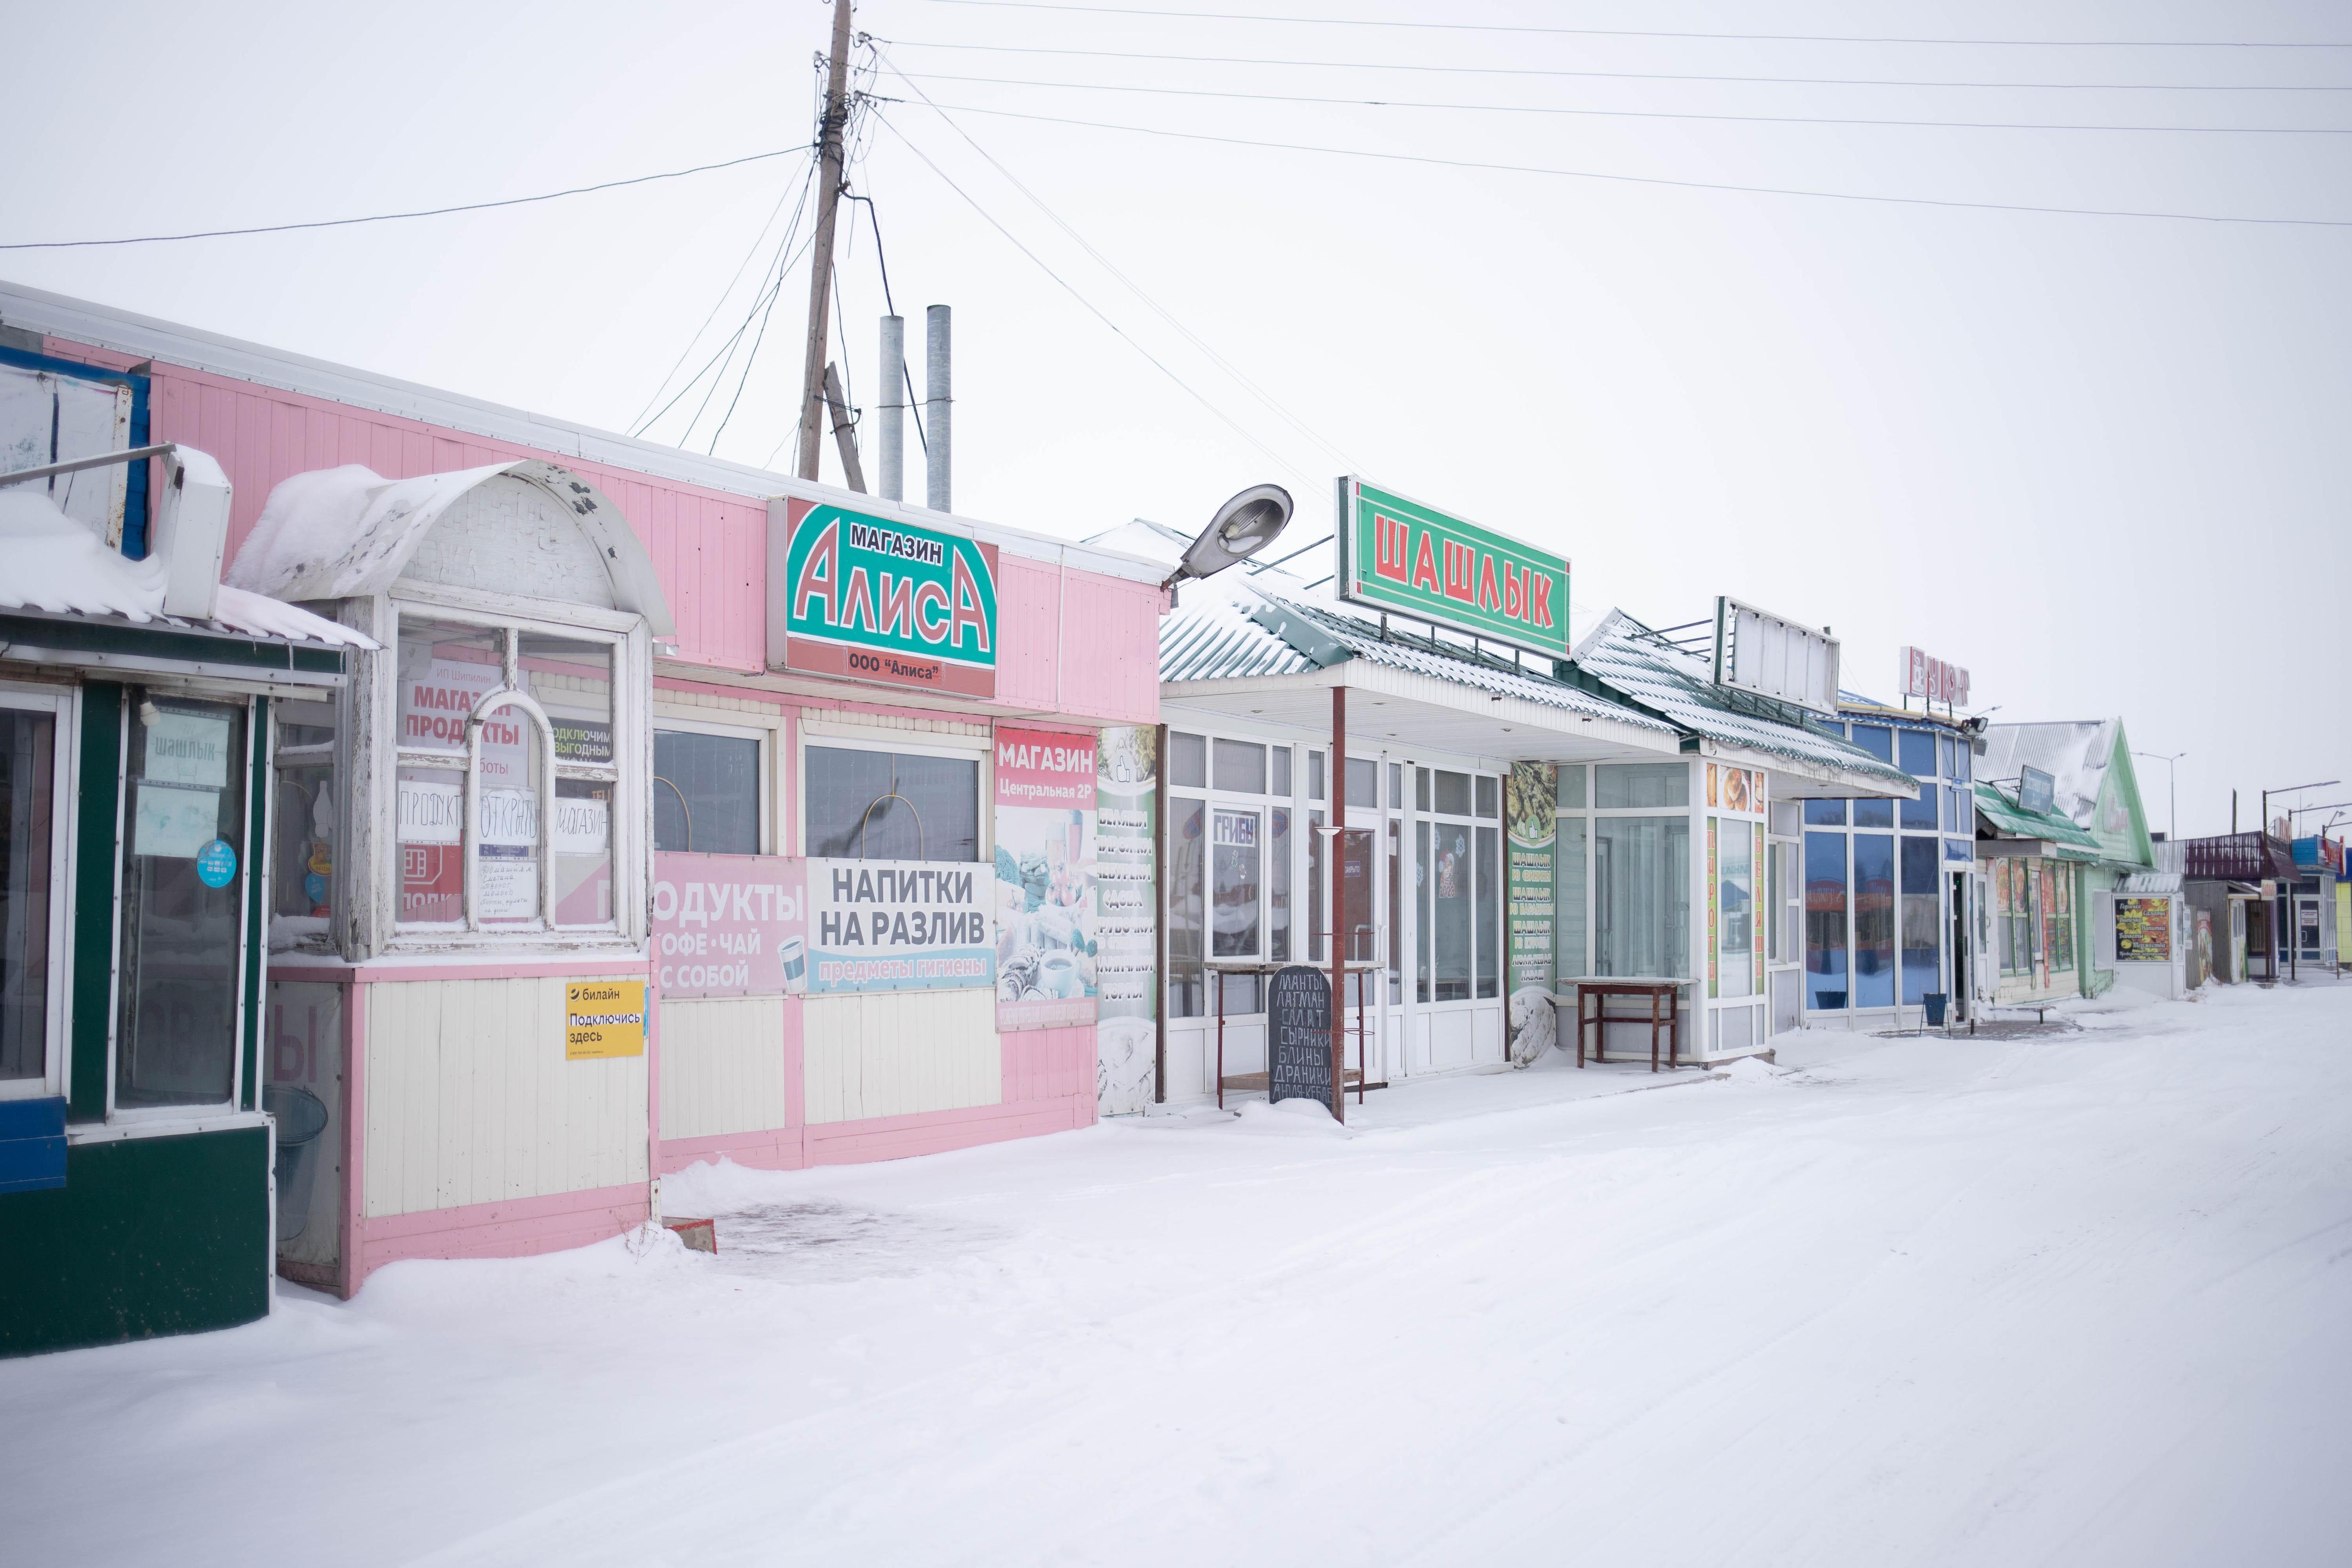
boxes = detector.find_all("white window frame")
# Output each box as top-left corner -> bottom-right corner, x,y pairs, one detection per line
109,688 -> 259,1125
0,682 -> 75,1102
651,711 -> 779,857
1416,763 -> 1503,1006
798,726 -> 990,865
387,591 -> 647,950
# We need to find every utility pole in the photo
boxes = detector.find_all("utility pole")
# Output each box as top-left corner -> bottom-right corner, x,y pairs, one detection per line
795,0 -> 855,482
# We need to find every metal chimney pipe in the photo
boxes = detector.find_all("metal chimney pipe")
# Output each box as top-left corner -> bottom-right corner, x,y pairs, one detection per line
925,303 -> 952,513
878,314 -> 905,503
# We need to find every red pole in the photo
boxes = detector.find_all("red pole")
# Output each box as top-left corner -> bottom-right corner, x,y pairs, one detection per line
1330,684 -> 1347,1124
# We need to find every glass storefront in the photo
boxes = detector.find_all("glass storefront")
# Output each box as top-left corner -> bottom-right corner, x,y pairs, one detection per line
1804,714 -> 1975,1014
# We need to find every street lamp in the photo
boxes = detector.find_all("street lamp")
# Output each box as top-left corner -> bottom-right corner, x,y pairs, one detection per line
2132,750 -> 2184,841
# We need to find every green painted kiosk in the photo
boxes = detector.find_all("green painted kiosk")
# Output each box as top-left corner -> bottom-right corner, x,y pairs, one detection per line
0,419 -> 369,1357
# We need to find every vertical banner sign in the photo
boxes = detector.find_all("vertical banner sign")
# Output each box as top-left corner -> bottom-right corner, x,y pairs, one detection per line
1094,727 -> 1159,1114
651,853 -> 809,997
1755,818 -> 1767,997
808,860 -> 993,992
770,497 -> 999,698
1505,762 -> 1558,1063
1338,476 -> 1570,658
993,725 -> 1100,1030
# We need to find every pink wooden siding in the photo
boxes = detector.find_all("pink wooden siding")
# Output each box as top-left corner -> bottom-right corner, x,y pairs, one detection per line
43,332 -> 1158,713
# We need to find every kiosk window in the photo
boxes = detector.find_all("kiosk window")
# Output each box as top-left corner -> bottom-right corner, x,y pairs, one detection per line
806,745 -> 977,862
1,702 -> 60,1091
655,730 -> 761,855
118,694 -> 247,1110
393,613 -> 624,934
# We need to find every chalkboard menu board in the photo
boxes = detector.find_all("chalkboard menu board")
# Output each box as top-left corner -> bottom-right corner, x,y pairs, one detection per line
1267,965 -> 1333,1106
2115,896 -> 2171,962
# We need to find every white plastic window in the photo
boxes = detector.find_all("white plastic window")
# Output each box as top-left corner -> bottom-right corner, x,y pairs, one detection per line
393,610 -> 625,935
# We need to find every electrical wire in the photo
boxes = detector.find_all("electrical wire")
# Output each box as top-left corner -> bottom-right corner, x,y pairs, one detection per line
908,0 -> 2352,50
629,152 -> 818,435
890,69 -> 2352,134
842,191 -> 930,454
635,219 -> 820,443
874,38 -> 2352,93
0,146 -> 807,251
875,52 -> 1357,471
871,108 -> 1323,488
913,100 -> 2352,227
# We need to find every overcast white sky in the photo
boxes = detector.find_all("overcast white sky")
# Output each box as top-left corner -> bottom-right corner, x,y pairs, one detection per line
5,1 -> 2346,836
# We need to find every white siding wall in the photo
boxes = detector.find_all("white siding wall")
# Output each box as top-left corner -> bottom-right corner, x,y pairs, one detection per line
659,995 -> 790,1140
803,990 -> 1000,1125
363,976 -> 648,1218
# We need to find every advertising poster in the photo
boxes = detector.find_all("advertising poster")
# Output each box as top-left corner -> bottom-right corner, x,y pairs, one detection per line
1095,727 -> 1158,1113
2115,896 -> 2172,963
1504,761 -> 1557,1060
809,858 -> 993,992
564,980 -> 646,1060
651,853 -> 809,997
993,725 -> 1099,1031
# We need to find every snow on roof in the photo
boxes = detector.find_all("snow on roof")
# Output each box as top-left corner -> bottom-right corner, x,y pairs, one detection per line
1978,720 -> 2117,831
0,486 -> 373,648
1574,609 -> 1915,787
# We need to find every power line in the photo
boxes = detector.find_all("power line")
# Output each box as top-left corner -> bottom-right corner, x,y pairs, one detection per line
841,190 -> 929,454
876,53 -> 1357,470
893,69 -> 2352,134
0,146 -> 806,251
915,100 -> 2352,227
875,37 -> 2352,93
909,0 -> 2352,49
630,154 -> 818,435
635,220 -> 822,443
870,109 -> 1322,488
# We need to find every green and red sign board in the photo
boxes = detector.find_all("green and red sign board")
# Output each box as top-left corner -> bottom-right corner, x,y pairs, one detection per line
1336,476 -> 1570,659
772,498 -> 999,698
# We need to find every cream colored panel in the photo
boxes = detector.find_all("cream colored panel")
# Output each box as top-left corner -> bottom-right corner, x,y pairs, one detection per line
802,989 -> 1000,1125
363,975 -> 649,1218
659,996 -> 789,1141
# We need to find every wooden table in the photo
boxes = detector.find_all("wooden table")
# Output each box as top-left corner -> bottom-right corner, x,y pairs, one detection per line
1566,979 -> 1688,1072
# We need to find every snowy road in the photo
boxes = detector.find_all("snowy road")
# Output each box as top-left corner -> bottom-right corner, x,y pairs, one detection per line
8,983 -> 2352,1566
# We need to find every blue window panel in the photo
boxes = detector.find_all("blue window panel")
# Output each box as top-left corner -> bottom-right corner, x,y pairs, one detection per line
1939,735 -> 1957,778
1901,779 -> 1938,830
1899,729 -> 1937,777
0,1098 -> 68,1194
1804,798 -> 1846,826
1955,744 -> 1972,784
1945,837 -> 1974,862
1804,831 -> 1849,1009
1852,833 -> 1896,1008
1851,725 -> 1893,763
1854,797 -> 1894,829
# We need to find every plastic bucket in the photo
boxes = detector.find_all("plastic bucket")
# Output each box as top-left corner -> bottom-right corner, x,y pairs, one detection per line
265,1085 -> 330,1243
1923,992 -> 1948,1027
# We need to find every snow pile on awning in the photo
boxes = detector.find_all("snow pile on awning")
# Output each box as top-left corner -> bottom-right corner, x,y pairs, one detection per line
0,485 -> 375,648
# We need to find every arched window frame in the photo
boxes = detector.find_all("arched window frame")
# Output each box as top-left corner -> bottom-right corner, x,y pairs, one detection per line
383,586 -> 648,951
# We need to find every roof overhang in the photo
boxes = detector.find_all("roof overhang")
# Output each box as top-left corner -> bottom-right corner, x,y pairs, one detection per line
1696,740 -> 1915,801
1162,660 -> 1681,767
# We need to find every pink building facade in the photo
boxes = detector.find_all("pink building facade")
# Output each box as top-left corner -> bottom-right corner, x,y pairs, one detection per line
2,283 -> 1164,1295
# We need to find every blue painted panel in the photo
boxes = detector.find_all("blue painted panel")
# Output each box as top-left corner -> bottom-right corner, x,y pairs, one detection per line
0,1097 -> 68,1194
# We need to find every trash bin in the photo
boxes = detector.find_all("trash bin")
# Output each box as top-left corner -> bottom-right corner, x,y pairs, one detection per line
264,1084 -> 331,1243
1923,992 -> 1948,1027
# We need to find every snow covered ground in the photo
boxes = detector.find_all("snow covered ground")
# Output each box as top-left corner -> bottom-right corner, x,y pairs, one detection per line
9,982 -> 2352,1567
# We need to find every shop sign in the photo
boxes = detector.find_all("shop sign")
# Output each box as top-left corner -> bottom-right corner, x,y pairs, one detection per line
1095,727 -> 1158,1114
652,853 -> 809,998
1713,598 -> 1840,716
564,980 -> 646,1060
1899,646 -> 1972,707
1338,476 -> 1569,658
808,857 -> 994,992
1266,965 -> 1334,1108
2115,896 -> 2171,963
993,726 -> 1099,1031
2019,765 -> 2056,817
771,498 -> 999,698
